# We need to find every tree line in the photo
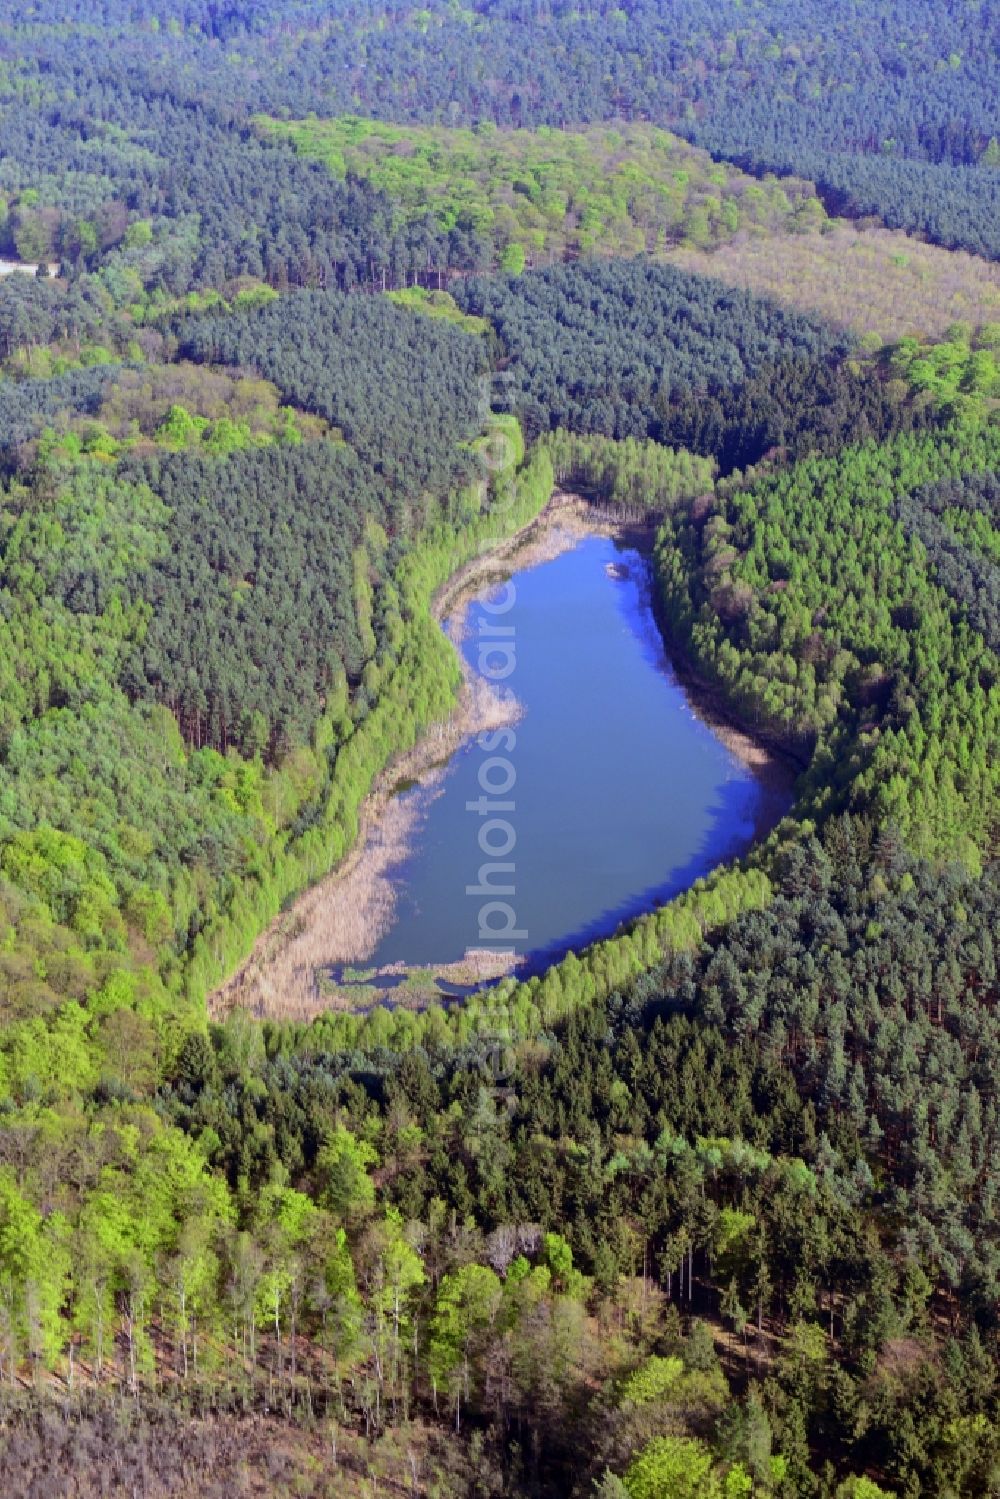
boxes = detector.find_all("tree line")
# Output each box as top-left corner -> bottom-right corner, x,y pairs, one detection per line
453,259 -> 849,444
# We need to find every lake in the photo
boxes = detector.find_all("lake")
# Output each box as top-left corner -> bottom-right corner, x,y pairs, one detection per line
365,530 -> 789,977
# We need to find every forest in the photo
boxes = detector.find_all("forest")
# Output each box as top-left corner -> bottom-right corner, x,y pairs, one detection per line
664,226 -> 1000,345
0,0 -> 997,299
0,2 -> 998,1496
259,115 -> 827,271
453,260 -> 848,443
452,261 -> 937,470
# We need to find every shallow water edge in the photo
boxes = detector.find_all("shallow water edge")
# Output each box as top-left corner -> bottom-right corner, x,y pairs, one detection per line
211,494 -> 796,1021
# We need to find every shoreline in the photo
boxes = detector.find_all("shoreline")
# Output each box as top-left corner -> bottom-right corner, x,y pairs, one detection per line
625,540 -> 800,852
209,491 -> 587,1020
210,490 -> 798,1022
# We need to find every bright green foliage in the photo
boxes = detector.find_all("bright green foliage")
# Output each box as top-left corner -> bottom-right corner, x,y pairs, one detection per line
892,325 -> 1000,420
620,1355 -> 685,1405
500,242 -> 526,275
0,1170 -> 71,1368
4,6 -> 1000,1493
1,828 -> 124,948
317,1125 -> 377,1223
253,1184 -> 321,1337
543,429 -> 716,516
365,1209 -> 426,1405
0,309 -> 544,1074
714,1208 -> 757,1280
428,1262 -> 502,1402
618,1350 -> 729,1425
624,1435 -> 722,1499
260,116 -> 826,271
322,1227 -> 364,1370
656,422 -> 1000,855
385,286 -> 490,336
722,1468 -> 753,1498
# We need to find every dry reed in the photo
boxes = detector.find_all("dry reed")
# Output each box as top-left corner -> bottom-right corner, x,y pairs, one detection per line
665,224 -> 1000,343
210,495 -> 587,1022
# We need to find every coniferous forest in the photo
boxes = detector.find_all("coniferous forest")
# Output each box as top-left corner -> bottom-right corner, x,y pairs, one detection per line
0,4 -> 1000,1496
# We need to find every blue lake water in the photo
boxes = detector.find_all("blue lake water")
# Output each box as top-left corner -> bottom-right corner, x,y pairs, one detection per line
367,532 -> 789,975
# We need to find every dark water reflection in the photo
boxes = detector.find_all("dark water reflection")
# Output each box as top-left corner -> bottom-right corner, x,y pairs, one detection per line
368,533 -> 792,974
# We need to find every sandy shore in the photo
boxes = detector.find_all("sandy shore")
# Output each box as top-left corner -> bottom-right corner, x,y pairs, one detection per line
210,492 -> 588,1021
210,491 -> 796,1022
